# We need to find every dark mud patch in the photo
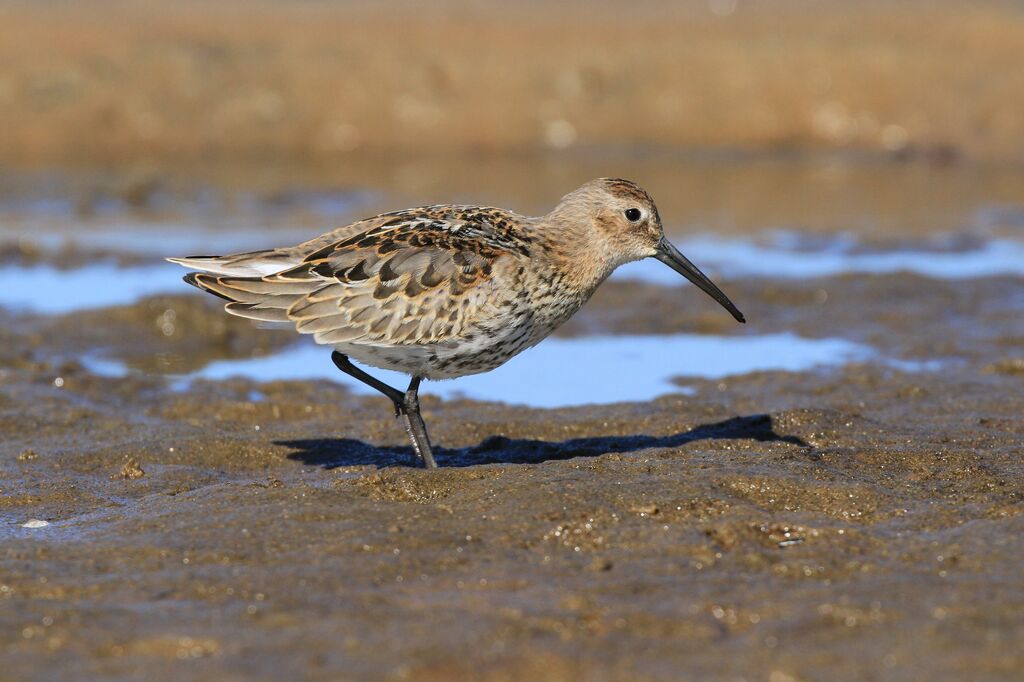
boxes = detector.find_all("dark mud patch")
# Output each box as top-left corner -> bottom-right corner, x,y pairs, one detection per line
33,295 -> 296,374
0,240 -> 152,269
1,263 -> 1023,679
2,345 -> 1023,680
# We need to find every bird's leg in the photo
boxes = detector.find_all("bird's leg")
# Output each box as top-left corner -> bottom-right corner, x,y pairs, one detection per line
331,352 -> 404,413
330,352 -> 437,468
399,377 -> 437,470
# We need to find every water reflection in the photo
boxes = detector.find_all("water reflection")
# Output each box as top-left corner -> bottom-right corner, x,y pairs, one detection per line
3,230 -> 1022,314
7,223 -> 316,257
175,333 -> 871,407
0,263 -> 184,314
622,233 -> 1024,282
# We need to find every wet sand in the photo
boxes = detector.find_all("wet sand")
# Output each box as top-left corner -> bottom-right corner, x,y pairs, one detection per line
3,0 -> 1024,675
3,234 -> 1023,679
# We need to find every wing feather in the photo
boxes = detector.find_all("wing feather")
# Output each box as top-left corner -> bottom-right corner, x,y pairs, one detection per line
174,208 -> 531,346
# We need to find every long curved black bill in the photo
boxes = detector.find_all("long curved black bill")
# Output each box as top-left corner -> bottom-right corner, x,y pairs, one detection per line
654,239 -> 746,323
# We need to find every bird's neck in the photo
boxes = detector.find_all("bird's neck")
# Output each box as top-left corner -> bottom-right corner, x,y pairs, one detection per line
529,212 -> 622,296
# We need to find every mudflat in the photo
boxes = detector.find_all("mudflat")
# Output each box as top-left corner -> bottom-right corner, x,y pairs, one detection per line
2,1 -> 1024,678
2,182 -> 1023,678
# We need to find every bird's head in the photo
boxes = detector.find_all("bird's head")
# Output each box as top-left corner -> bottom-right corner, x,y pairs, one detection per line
553,178 -> 745,323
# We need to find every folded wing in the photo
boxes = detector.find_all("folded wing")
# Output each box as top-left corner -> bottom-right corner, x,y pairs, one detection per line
174,212 -> 524,348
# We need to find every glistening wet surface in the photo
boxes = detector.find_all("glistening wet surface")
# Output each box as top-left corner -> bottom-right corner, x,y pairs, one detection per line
4,229 -> 1024,314
2,223 -> 319,259
0,263 -> 184,314
2,160 -> 1023,681
178,333 -> 874,407
616,234 -> 1024,283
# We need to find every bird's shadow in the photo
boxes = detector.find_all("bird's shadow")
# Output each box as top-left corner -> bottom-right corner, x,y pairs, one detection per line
276,414 -> 808,469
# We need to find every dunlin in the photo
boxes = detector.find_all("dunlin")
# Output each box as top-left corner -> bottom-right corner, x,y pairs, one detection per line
169,178 -> 744,468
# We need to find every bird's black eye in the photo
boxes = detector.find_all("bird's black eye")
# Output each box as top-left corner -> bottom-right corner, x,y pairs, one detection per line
624,208 -> 642,222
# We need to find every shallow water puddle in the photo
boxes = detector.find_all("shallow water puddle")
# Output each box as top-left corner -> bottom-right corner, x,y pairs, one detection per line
617,234 -> 1024,283
0,263 -> 184,314
166,333 -> 871,407
3,232 -> 1021,314
4,222 -> 317,257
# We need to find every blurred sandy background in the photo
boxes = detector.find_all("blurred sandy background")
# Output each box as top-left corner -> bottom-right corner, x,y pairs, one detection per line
2,0 -> 1023,168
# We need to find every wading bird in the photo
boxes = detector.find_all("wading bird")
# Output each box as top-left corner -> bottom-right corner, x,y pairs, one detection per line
170,179 -> 744,468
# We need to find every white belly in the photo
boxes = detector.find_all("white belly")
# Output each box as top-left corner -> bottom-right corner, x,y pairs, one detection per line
333,320 -> 535,380
336,299 -> 585,380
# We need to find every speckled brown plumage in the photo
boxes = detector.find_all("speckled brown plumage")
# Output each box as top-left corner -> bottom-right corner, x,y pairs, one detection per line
169,178 -> 744,467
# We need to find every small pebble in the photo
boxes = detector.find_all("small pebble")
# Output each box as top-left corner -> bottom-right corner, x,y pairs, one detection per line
21,519 -> 49,529
110,457 -> 146,481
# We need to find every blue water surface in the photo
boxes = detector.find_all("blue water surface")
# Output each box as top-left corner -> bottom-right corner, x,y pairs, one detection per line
3,231 -> 1022,314
177,333 -> 871,407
